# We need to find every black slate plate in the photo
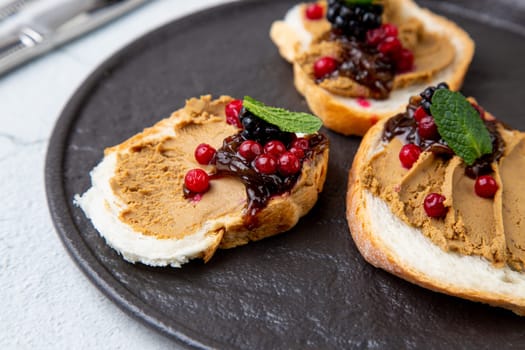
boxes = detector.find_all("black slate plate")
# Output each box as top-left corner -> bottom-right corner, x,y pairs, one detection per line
46,1 -> 525,349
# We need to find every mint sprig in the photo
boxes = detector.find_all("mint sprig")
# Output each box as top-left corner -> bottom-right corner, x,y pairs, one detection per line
243,96 -> 322,134
430,89 -> 493,165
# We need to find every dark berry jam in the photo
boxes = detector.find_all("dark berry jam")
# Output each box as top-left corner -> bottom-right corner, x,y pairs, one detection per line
214,133 -> 328,228
465,121 -> 505,178
320,31 -> 395,99
382,97 -> 505,178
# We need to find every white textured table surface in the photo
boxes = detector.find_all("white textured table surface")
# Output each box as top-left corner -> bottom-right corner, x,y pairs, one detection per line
1,1 -> 233,348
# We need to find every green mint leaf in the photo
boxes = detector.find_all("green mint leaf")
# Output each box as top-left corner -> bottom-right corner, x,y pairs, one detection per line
243,96 -> 323,134
430,89 -> 493,165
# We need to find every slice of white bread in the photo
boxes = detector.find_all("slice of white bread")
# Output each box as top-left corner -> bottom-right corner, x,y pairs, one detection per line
75,95 -> 329,267
346,118 -> 525,315
270,0 -> 475,136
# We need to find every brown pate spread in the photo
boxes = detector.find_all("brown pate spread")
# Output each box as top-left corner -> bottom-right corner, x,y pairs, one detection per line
108,96 -> 244,240
362,102 -> 525,271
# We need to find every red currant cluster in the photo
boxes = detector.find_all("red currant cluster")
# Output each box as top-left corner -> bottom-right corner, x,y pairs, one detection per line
397,108 -> 438,171
184,143 -> 216,196
311,23 -> 414,82
224,99 -> 309,176
184,99 -> 244,197
398,85 -> 448,170
183,99 -> 311,198
366,23 -> 414,73
238,138 -> 308,176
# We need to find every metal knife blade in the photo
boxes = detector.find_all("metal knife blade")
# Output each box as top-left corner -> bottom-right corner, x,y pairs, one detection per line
0,0 -> 35,22
0,0 -> 148,77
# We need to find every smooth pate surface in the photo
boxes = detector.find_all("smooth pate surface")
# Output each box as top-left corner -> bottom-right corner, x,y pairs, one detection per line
363,125 -> 525,271
108,96 -> 244,240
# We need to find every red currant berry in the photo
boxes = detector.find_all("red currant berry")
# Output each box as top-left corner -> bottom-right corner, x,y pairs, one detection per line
378,36 -> 402,56
424,193 -> 447,218
238,140 -> 263,161
395,48 -> 414,73
184,169 -> 210,193
313,56 -> 338,79
264,140 -> 286,157
291,137 -> 310,150
418,116 -> 439,140
366,28 -> 385,46
225,99 -> 243,128
288,146 -> 305,160
381,23 -> 399,38
413,106 -> 428,122
399,144 -> 421,169
254,154 -> 278,174
475,175 -> 499,198
278,152 -> 301,176
194,143 -> 216,165
305,3 -> 323,20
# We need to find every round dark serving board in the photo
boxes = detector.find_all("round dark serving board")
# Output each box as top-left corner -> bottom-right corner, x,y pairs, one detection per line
46,1 -> 525,349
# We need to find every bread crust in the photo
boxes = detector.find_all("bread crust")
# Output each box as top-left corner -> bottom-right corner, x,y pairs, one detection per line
270,20 -> 302,63
271,0 -> 475,136
219,146 -> 328,250
347,119 -> 525,316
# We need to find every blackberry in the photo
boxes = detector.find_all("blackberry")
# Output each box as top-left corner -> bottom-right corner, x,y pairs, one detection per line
264,125 -> 282,141
251,125 -> 265,140
239,110 -> 293,145
327,0 -> 383,41
420,87 -> 436,100
241,114 -> 258,132
421,99 -> 432,114
418,82 -> 450,112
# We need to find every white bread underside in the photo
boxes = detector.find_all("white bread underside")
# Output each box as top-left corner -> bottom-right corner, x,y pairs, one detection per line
75,152 -> 225,268
347,121 -> 525,316
270,0 -> 475,136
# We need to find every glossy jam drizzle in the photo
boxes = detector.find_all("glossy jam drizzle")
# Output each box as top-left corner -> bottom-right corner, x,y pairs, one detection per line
214,133 -> 328,228
319,31 -> 396,99
382,98 -> 505,178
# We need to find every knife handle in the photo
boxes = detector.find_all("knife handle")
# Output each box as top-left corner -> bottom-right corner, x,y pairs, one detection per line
0,27 -> 45,72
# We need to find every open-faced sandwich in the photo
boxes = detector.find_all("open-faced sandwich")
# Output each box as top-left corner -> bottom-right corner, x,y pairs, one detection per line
270,0 -> 475,136
347,83 -> 525,315
75,95 -> 329,267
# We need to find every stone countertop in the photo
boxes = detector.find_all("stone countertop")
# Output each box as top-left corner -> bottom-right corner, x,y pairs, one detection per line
0,1 -> 232,348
